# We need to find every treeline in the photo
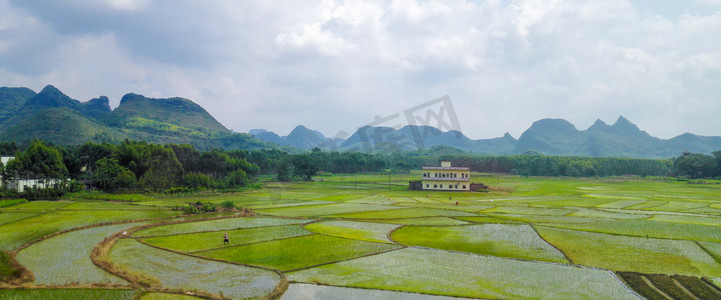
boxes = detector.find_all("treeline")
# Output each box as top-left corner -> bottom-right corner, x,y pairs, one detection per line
0,140 -> 259,197
673,151 -> 721,179
440,155 -> 674,177
2,140 -> 717,199
248,147 -> 683,179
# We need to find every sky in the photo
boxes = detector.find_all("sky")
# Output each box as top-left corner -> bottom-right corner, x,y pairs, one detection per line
1,0 -> 720,140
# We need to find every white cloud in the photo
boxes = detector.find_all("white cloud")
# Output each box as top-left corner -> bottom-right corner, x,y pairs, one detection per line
0,0 -> 719,140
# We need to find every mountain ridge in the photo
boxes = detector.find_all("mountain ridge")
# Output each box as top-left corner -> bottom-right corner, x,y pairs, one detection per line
1,85 -> 719,158
0,85 -> 270,150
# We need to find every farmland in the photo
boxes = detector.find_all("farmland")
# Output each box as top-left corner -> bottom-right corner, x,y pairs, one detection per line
1,172 -> 721,299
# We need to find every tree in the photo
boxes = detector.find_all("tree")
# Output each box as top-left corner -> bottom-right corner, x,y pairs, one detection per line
92,158 -> 136,192
139,146 -> 184,191
225,169 -> 249,188
276,159 -> 293,182
77,142 -> 117,172
674,153 -> 715,179
5,140 -> 68,181
292,154 -> 318,181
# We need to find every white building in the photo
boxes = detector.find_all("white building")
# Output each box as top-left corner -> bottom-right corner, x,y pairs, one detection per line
0,156 -> 63,192
421,161 -> 471,191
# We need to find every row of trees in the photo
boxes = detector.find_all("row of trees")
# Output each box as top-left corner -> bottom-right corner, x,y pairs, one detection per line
0,140 -> 259,195
248,146 -> 696,180
2,140 -> 717,198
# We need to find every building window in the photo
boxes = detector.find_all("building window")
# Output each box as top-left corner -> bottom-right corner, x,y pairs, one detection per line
440,184 -> 443,188
426,184 -> 429,188
462,185 -> 466,189
434,184 -> 437,188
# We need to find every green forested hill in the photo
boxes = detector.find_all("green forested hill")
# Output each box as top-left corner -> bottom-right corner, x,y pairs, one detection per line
0,85 -> 271,150
0,87 -> 36,125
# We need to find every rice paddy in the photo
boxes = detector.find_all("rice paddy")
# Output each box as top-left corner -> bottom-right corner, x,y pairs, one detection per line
391,224 -> 569,263
2,172 -> 721,299
109,239 -> 279,299
16,222 -> 145,285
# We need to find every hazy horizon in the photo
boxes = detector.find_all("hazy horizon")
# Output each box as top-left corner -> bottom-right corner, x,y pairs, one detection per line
1,0 -> 719,140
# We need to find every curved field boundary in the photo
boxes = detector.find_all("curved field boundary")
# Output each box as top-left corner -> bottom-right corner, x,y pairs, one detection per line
185,231 -> 315,254
137,222 -> 314,239
2,212 -> 196,286
529,223 -> 574,264
93,216 -> 291,300
283,282 -> 484,300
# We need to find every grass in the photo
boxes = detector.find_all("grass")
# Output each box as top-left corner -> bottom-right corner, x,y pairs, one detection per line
0,199 -> 27,208
0,288 -> 137,299
360,217 -> 471,226
0,212 -> 38,226
141,225 -> 312,252
0,210 -> 180,251
196,234 -> 401,271
392,224 -> 568,263
60,201 -> 167,211
567,207 -> 648,219
109,238 -> 279,299
133,217 -> 310,237
287,247 -> 640,299
485,213 -> 596,224
394,202 -> 493,212
650,214 -> 721,227
328,207 -> 478,219
540,218 -> 721,242
303,220 -> 400,244
1,200 -> 72,212
536,226 -> 721,277
140,292 -> 203,299
0,251 -> 16,281
2,174 -> 721,297
68,191 -> 157,202
455,215 -> 524,224
16,222 -> 145,285
256,203 -> 401,217
282,283 -> 466,300
482,206 -> 576,216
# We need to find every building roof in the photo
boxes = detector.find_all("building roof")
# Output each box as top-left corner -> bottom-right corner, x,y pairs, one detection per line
422,177 -> 470,182
422,166 -> 470,171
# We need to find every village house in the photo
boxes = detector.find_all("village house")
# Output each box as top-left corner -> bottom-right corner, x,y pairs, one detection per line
0,156 -> 63,193
421,161 -> 471,191
408,161 -> 488,191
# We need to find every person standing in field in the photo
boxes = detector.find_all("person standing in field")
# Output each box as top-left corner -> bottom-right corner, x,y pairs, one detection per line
223,232 -> 229,245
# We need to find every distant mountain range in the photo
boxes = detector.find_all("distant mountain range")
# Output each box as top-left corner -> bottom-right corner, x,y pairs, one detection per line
2,85 -> 719,158
0,85 -> 269,150
252,117 -> 721,158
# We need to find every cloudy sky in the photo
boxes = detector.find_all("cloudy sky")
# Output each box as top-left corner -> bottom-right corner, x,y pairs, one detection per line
1,0 -> 720,140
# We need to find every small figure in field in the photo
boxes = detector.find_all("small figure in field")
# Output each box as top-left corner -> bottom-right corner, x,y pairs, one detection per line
455,201 -> 458,205
223,232 -> 229,245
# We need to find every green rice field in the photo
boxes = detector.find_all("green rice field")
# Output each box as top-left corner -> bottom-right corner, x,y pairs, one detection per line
1,172 -> 721,299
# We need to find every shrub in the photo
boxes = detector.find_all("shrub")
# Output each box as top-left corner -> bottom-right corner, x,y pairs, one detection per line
182,205 -> 200,215
221,200 -> 236,209
200,203 -> 216,212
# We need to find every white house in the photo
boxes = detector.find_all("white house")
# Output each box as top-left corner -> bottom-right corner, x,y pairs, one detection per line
0,156 -> 63,193
421,161 -> 471,191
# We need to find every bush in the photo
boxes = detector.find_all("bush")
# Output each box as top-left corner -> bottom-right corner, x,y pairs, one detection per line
182,205 -> 200,214
221,200 -> 236,209
181,201 -> 216,214
66,180 -> 85,193
164,187 -> 191,194
200,203 -> 216,212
